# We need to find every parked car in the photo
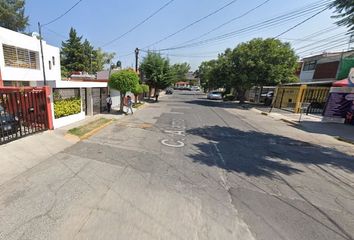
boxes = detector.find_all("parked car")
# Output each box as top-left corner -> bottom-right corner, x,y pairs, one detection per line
166,88 -> 174,94
262,91 -> 274,106
207,91 -> 223,100
0,105 -> 19,136
191,86 -> 201,91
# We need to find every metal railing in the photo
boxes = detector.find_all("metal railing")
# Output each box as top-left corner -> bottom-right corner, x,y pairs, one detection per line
0,88 -> 48,145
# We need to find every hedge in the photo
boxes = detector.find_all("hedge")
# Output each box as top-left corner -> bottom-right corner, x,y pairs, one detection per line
54,98 -> 81,119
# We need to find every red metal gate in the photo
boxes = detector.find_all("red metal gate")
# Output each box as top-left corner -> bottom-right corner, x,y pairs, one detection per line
0,86 -> 53,145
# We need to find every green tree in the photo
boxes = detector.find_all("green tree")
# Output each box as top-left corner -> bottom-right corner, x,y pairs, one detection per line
140,52 -> 172,101
197,38 -> 298,102
108,69 -> 139,112
230,38 -> 298,102
197,59 -> 218,92
91,48 -> 115,73
170,62 -> 190,83
132,84 -> 144,103
0,0 -> 28,32
82,39 -> 94,72
61,29 -> 115,76
330,0 -> 354,33
61,28 -> 85,77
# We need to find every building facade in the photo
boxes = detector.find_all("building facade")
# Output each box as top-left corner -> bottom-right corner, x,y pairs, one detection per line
0,27 -> 108,129
300,50 -> 354,83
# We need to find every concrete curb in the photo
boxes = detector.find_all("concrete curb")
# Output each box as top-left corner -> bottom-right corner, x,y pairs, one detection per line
334,136 -> 354,145
280,118 -> 299,126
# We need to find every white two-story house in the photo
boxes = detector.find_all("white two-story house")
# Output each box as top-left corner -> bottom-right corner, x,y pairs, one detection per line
0,26 -> 108,128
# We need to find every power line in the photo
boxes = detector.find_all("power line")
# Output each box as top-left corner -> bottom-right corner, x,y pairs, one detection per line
42,0 -> 83,27
101,0 -> 175,47
152,0 -> 330,52
297,36 -> 351,55
274,6 -> 329,38
299,41 -> 352,57
42,26 -> 67,39
176,0 -> 271,47
294,32 -> 348,51
142,0 -> 241,49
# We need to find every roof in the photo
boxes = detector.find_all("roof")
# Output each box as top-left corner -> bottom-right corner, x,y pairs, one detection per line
301,50 -> 354,61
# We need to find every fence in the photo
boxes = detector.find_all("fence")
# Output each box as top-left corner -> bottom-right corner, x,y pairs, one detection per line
272,85 -> 330,114
0,86 -> 52,145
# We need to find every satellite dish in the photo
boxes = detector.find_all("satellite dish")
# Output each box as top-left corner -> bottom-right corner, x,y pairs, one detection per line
31,32 -> 40,38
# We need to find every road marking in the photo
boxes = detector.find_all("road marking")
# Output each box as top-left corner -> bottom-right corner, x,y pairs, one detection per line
164,130 -> 185,136
161,139 -> 185,148
170,112 -> 184,115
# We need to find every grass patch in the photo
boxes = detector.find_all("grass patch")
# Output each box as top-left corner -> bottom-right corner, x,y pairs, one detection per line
133,102 -> 144,108
68,118 -> 112,137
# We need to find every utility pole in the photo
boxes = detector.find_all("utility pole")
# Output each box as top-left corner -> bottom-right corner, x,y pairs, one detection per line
135,48 -> 139,72
38,22 -> 47,86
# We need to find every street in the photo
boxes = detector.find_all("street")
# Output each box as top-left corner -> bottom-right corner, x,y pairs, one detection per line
1,91 -> 354,240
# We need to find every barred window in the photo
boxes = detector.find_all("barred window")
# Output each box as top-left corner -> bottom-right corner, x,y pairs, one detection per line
2,44 -> 39,69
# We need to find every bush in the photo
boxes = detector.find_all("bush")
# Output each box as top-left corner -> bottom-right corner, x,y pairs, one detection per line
223,94 -> 235,101
54,98 -> 81,119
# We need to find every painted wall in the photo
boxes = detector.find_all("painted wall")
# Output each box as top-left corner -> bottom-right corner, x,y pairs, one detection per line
0,26 -> 61,82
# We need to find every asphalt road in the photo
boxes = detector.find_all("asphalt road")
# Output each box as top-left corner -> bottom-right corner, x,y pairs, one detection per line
1,91 -> 354,240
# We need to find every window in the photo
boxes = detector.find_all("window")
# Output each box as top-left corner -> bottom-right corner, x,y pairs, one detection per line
48,60 -> 52,70
52,56 -> 55,66
2,44 -> 39,69
303,60 -> 316,71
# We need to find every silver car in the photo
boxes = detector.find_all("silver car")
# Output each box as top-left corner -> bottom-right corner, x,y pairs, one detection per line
207,91 -> 222,100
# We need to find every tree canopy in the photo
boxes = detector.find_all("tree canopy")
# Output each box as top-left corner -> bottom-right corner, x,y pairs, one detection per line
109,69 -> 139,111
0,0 -> 28,32
140,52 -> 172,90
140,52 -> 191,91
61,28 -> 115,77
330,0 -> 354,33
198,38 -> 298,101
170,63 -> 191,83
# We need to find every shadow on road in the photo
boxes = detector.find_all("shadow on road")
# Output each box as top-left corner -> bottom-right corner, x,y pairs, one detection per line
185,99 -> 259,109
186,125 -> 354,178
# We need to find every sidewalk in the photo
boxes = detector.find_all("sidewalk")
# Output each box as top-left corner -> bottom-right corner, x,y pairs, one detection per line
0,102 -> 148,186
0,130 -> 78,186
251,106 -> 354,144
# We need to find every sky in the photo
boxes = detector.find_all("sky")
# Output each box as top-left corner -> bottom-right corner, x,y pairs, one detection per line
25,0 -> 352,70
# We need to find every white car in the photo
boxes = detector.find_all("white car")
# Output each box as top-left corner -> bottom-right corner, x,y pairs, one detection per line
207,91 -> 222,100
191,86 -> 201,91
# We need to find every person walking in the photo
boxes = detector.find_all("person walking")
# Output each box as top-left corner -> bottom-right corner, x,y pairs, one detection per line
106,95 -> 112,113
126,95 -> 133,115
155,89 -> 160,102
